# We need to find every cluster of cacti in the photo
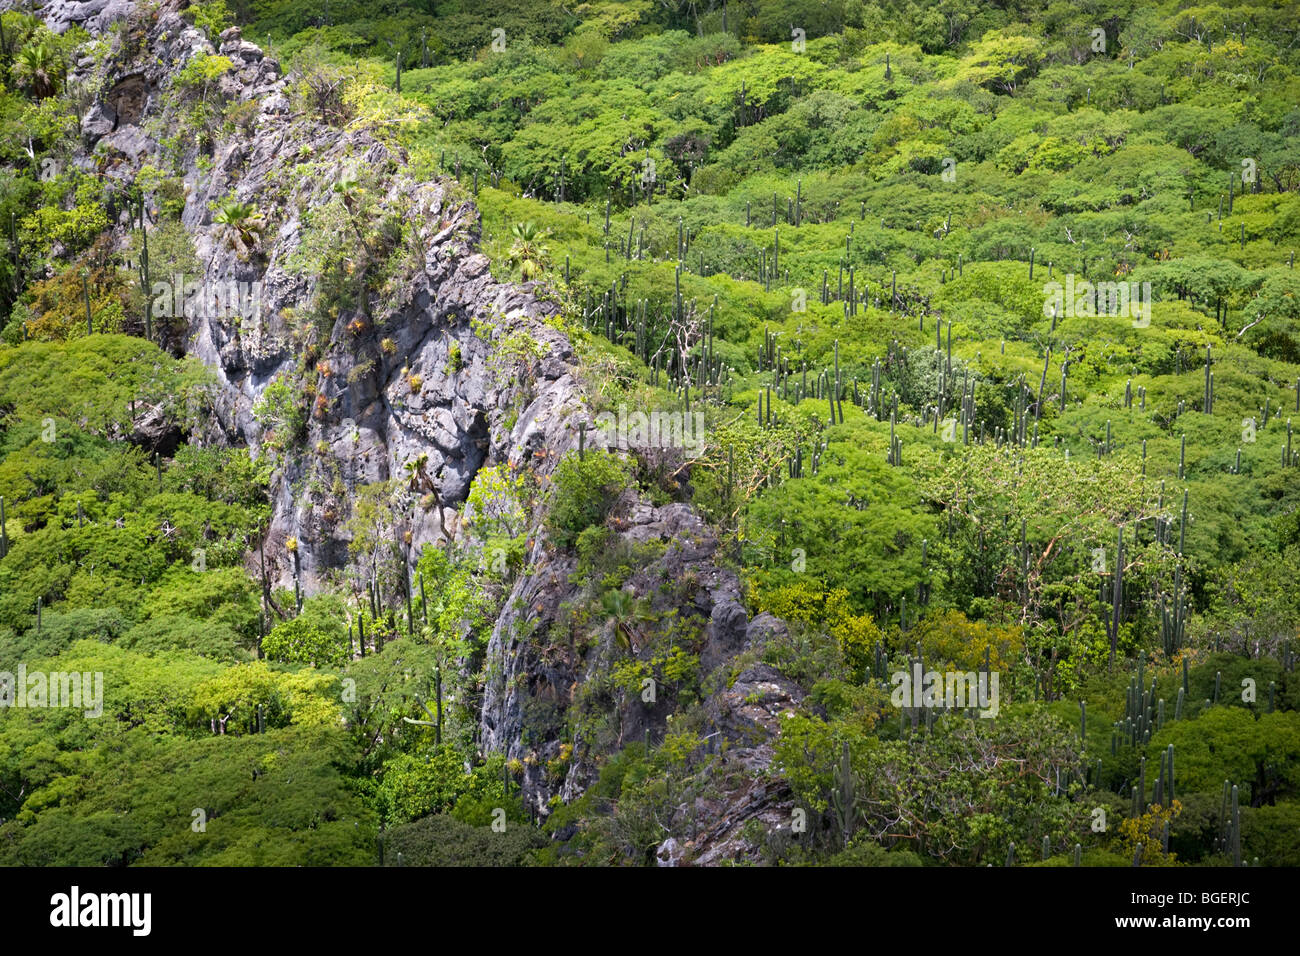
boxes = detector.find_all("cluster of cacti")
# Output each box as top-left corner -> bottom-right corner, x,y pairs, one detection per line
581,285 -> 725,396
788,440 -> 827,480
887,401 -> 902,466
1151,744 -> 1175,806
872,643 -> 887,682
869,356 -> 885,421
1158,564 -> 1187,656
1112,655 -> 1158,751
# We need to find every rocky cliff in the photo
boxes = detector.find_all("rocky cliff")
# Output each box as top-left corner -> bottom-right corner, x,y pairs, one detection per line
9,0 -> 801,863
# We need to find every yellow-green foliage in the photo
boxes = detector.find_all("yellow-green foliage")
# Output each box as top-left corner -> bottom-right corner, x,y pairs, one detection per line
20,242 -> 130,341
756,582 -> 884,674
190,661 -> 341,732
909,609 -> 1024,673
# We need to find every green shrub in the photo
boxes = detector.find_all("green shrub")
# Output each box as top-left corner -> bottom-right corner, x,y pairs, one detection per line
383,812 -> 544,866
545,449 -> 629,549
377,749 -> 516,826
822,841 -> 925,867
0,606 -> 129,658
261,595 -> 350,667
122,614 -> 248,662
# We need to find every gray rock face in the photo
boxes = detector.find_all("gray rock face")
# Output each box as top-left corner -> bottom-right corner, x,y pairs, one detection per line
30,0 -> 802,862
80,102 -> 116,140
3,0 -> 138,34
655,836 -> 684,867
127,400 -> 183,455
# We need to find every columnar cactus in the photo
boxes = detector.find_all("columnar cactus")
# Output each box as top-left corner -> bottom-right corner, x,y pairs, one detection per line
1231,784 -> 1241,866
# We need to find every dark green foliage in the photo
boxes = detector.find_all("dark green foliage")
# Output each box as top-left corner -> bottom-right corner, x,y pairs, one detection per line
382,813 -> 545,867
545,449 -> 630,549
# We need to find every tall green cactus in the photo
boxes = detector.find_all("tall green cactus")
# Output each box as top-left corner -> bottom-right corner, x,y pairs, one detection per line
1230,784 -> 1241,866
830,740 -> 856,848
1166,744 -> 1174,803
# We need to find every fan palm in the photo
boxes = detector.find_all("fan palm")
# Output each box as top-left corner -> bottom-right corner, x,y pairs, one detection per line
213,201 -> 265,257
601,588 -> 648,654
15,37 -> 61,99
507,221 -> 550,280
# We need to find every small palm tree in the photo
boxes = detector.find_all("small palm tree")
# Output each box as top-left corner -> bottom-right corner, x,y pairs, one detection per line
333,175 -> 360,208
214,201 -> 264,257
507,221 -> 550,280
15,37 -> 61,99
601,588 -> 648,654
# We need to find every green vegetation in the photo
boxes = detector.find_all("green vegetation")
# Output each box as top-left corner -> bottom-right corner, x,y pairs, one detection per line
0,0 -> 1297,866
